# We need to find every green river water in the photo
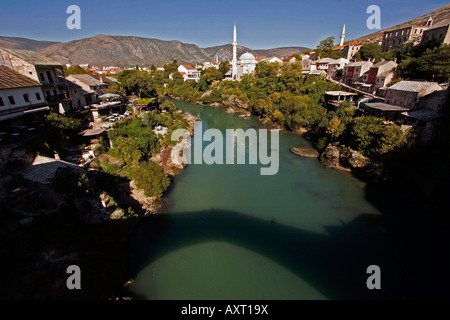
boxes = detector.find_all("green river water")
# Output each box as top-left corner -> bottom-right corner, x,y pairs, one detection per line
127,99 -> 450,300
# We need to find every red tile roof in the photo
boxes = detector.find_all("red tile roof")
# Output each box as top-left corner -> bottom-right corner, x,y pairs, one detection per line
181,64 -> 196,70
0,65 -> 42,89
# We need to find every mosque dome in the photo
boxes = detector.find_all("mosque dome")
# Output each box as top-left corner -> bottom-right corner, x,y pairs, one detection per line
239,52 -> 256,60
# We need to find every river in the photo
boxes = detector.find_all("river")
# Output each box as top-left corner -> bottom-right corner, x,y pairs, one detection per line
127,99 -> 450,300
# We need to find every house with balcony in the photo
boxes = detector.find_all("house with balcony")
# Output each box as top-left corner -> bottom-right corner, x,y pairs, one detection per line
0,48 -> 70,112
0,66 -> 49,129
178,65 -> 201,82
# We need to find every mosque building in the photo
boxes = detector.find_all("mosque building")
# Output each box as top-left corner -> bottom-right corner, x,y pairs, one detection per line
230,24 -> 258,81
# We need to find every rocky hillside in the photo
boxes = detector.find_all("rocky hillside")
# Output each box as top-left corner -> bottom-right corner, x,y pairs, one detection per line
39,34 -> 309,67
354,3 -> 450,42
0,36 -> 58,51
40,35 -> 211,67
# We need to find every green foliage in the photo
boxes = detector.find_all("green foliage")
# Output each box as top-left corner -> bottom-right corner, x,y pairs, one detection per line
163,60 -> 179,75
108,117 -> 160,160
66,65 -> 91,75
316,36 -> 335,57
127,71 -> 157,98
103,83 -> 125,95
357,43 -> 382,62
397,45 -> 450,82
45,112 -> 82,132
131,161 -> 171,197
219,61 -> 230,76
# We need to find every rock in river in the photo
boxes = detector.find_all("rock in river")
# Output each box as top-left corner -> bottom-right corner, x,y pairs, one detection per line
290,147 -> 319,158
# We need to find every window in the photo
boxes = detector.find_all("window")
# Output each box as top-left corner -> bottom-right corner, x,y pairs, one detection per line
46,91 -> 50,97
0,97 -> 4,106
46,71 -> 53,83
39,73 -> 45,82
36,92 -> 41,100
440,33 -> 444,38
29,71 -> 33,75
8,96 -> 15,104
23,94 -> 29,102
74,89 -> 77,93
53,90 -> 57,98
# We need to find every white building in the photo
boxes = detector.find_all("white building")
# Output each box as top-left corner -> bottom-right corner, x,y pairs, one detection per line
0,65 -> 49,128
327,58 -> 349,79
177,65 -> 201,82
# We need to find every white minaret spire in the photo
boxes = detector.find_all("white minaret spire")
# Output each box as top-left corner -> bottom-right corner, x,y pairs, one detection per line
232,23 -> 237,80
340,24 -> 346,46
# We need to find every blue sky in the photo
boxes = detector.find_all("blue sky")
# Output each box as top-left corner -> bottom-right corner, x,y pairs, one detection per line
0,0 -> 447,49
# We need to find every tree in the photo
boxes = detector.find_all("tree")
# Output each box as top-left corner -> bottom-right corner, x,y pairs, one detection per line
316,36 -> 335,57
358,43 -> 382,62
150,64 -> 157,72
163,60 -> 179,75
66,65 -> 90,75
397,45 -> 450,82
131,161 -> 171,197
127,71 -> 158,99
104,83 -> 125,95
219,61 -> 230,77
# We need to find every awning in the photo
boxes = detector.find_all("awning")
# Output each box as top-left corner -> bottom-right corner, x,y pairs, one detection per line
23,106 -> 50,114
0,112 -> 24,122
99,93 -> 120,99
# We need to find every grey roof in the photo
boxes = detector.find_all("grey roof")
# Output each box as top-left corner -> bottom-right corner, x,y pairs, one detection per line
402,109 -> 445,121
67,74 -> 106,86
316,58 -> 336,64
0,48 -> 61,67
364,102 -> 410,112
346,61 -> 373,67
388,81 -> 442,92
372,60 -> 396,68
24,155 -> 84,185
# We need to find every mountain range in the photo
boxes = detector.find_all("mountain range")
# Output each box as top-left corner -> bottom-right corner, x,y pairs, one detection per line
36,35 -> 309,67
0,4 -> 449,67
0,36 -> 58,51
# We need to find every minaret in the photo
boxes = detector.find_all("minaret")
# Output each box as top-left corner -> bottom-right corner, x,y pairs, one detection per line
340,24 -> 346,46
232,23 -> 237,80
